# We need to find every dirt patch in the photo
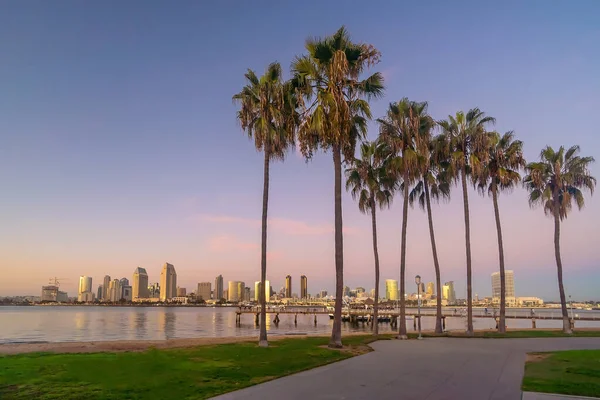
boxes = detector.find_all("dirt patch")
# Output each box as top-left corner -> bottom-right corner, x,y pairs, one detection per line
526,353 -> 550,363
318,344 -> 372,355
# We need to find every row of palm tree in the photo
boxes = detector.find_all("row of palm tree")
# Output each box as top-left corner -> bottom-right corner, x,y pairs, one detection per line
233,26 -> 596,348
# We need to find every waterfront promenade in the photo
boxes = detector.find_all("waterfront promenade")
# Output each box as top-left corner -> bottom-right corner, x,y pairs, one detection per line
211,337 -> 600,400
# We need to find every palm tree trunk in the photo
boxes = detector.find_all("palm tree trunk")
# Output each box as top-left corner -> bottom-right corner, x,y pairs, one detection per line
460,165 -> 474,335
424,179 -> 443,334
553,200 -> 572,334
370,195 -> 380,336
492,182 -> 506,333
329,144 -> 344,348
398,166 -> 409,339
259,147 -> 270,347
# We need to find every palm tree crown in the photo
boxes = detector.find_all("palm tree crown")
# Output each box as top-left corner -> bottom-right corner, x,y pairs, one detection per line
524,145 -> 596,219
345,141 -> 394,213
477,131 -> 525,195
233,62 -> 297,159
292,26 -> 384,159
409,135 -> 451,209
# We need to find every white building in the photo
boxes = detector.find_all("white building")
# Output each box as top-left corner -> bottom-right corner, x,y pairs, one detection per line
109,279 -> 121,302
160,263 -> 177,301
78,276 -> 93,302
132,267 -> 149,300
491,271 -> 516,305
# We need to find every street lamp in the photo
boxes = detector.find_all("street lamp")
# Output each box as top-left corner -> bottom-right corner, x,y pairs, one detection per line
415,275 -> 422,340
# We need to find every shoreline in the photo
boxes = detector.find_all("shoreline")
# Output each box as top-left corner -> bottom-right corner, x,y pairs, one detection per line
2,328 -> 600,356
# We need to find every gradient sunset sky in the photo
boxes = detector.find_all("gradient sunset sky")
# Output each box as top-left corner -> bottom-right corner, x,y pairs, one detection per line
1,1 -> 599,300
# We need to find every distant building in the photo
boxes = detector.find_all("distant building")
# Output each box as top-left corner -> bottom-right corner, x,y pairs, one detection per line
418,282 -> 425,295
160,263 -> 177,302
370,288 -> 376,298
343,286 -> 350,297
517,297 -> 544,306
97,285 -> 103,300
109,279 -> 121,302
102,275 -> 111,301
491,271 -> 515,305
300,275 -> 308,299
385,279 -> 398,301
319,290 -> 328,298
426,282 -> 434,296
119,278 -> 129,300
78,276 -> 93,302
41,285 -> 68,302
228,281 -> 245,302
254,280 -> 270,302
176,287 -> 186,297
244,287 -> 251,302
355,287 -> 365,295
197,282 -> 211,301
148,282 -> 160,298
285,275 -> 292,298
214,275 -> 224,301
121,286 -> 132,301
442,281 -> 456,305
133,267 -> 149,300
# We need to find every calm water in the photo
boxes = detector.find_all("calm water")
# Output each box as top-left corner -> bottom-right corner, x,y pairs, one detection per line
1,306 -> 599,344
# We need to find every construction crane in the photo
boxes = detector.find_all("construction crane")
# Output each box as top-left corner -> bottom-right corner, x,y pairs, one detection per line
49,277 -> 70,287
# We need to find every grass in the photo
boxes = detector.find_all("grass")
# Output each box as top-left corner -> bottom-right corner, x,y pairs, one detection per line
522,349 -> 600,397
0,335 -> 383,400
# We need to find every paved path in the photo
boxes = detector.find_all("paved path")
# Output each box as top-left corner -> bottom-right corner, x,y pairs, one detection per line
211,337 -> 600,400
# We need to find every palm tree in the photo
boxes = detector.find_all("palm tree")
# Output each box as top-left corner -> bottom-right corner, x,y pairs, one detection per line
408,134 -> 451,334
438,109 -> 495,335
292,27 -> 384,348
378,99 -> 433,339
476,131 -> 525,333
233,62 -> 297,347
523,145 -> 595,334
345,141 -> 393,336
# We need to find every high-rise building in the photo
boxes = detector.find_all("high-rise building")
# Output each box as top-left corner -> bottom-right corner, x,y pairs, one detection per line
214,275 -> 224,301
426,282 -> 435,296
133,267 -> 149,300
109,279 -> 121,302
300,275 -> 308,299
442,281 -> 456,304
197,282 -> 211,301
102,275 -> 111,301
244,287 -> 251,302
177,287 -> 186,297
285,275 -> 292,298
418,282 -> 425,294
228,281 -> 245,302
491,271 -> 515,304
148,282 -> 160,298
343,286 -> 350,297
160,263 -> 177,301
78,276 -> 92,294
319,290 -> 328,298
254,280 -> 271,302
97,285 -> 103,300
121,285 -> 132,301
385,279 -> 398,300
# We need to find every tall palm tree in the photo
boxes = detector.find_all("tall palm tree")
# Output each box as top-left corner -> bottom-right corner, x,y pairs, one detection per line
408,134 -> 451,334
438,108 -> 495,335
523,145 -> 595,334
378,99 -> 433,339
476,131 -> 525,333
292,27 -> 384,348
345,141 -> 393,336
233,62 -> 297,347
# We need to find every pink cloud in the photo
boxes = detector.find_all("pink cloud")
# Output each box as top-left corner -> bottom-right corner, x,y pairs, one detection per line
197,214 -> 358,236
207,235 -> 258,252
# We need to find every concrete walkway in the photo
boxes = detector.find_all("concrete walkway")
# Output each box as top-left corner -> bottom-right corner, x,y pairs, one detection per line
211,337 -> 600,400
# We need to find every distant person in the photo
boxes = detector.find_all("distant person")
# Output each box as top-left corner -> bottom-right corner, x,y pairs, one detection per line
484,307 -> 488,315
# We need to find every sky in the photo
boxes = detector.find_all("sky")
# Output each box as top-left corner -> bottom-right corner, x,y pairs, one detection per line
1,0 -> 599,301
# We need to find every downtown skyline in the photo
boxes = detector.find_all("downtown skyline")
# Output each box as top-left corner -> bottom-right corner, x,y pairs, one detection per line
1,2 -> 599,301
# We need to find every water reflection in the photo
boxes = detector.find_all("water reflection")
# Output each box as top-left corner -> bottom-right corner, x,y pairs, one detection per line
160,310 -> 176,339
133,311 -> 147,339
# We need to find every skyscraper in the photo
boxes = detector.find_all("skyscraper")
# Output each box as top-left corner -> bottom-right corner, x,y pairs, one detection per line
160,263 -> 177,301
132,267 -> 149,300
228,281 -> 245,302
442,281 -> 456,304
197,282 -> 211,301
214,275 -> 224,301
254,280 -> 270,302
300,275 -> 307,299
285,275 -> 292,298
102,275 -> 111,301
176,287 -> 186,297
491,270 -> 515,304
78,276 -> 92,294
109,279 -> 121,302
418,282 -> 425,294
385,279 -> 398,300
97,285 -> 103,300
426,282 -> 435,296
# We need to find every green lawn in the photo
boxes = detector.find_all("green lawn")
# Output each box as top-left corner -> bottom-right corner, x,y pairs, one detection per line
522,350 -> 600,397
0,335 -> 383,400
